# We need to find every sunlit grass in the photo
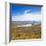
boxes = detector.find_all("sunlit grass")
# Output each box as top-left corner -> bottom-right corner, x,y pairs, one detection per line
11,24 -> 41,40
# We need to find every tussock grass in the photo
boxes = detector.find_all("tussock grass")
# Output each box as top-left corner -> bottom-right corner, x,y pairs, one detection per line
11,24 -> 41,40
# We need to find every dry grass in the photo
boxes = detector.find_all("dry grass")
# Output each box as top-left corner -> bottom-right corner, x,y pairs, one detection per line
10,24 -> 41,40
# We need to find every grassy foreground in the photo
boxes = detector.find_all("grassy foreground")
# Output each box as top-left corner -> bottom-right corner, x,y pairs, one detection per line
10,24 -> 41,40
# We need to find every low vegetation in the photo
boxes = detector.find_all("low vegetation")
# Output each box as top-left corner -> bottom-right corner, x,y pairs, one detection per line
10,24 -> 41,40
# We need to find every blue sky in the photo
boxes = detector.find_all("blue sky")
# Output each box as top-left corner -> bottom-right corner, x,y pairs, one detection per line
10,4 -> 42,21
10,4 -> 41,16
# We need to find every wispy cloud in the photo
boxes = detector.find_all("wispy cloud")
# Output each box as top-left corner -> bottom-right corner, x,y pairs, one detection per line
12,10 -> 41,21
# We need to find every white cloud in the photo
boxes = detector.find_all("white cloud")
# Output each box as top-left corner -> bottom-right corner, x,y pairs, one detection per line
24,10 -> 31,14
12,10 -> 41,21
